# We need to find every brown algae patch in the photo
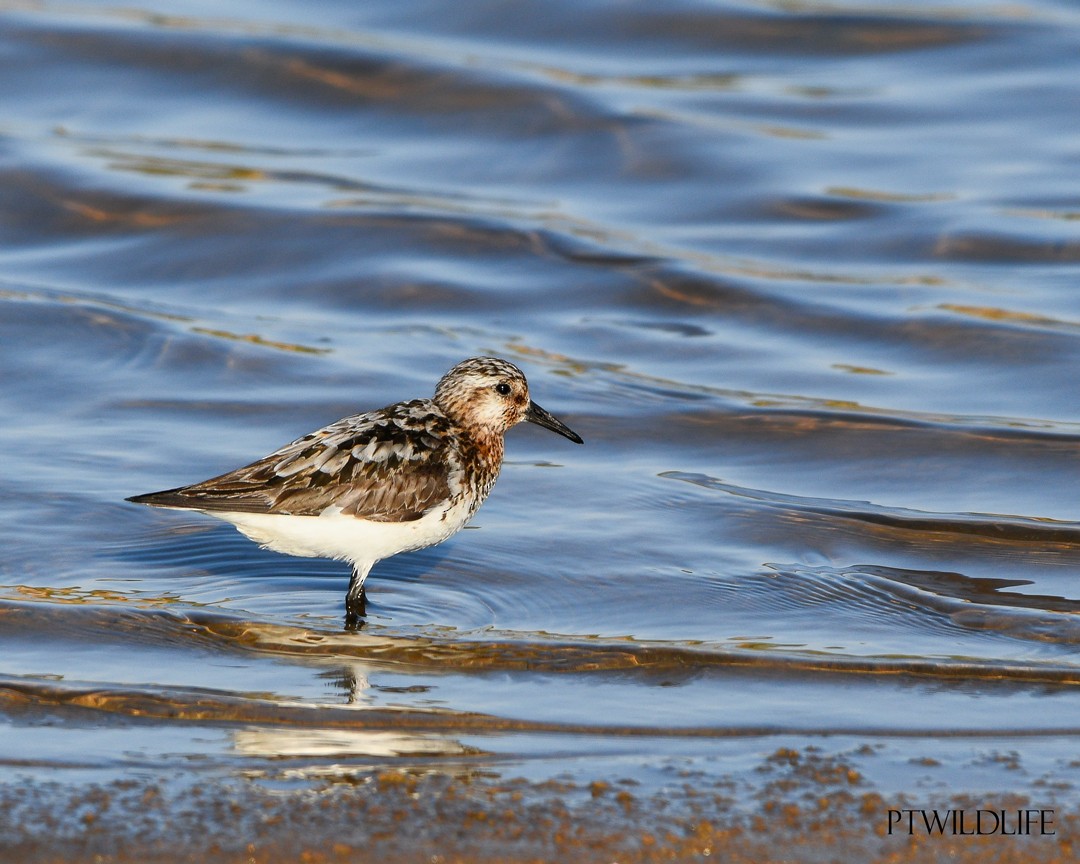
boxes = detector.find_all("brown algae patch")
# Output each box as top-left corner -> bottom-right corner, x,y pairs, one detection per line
0,747 -> 1074,864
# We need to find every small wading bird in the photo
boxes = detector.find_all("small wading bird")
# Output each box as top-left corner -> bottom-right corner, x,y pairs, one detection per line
127,357 -> 583,626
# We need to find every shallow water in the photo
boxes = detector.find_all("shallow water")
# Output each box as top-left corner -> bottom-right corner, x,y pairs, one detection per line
4,0 -> 1080,858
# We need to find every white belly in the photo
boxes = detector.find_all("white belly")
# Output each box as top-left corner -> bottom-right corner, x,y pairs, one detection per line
206,499 -> 475,566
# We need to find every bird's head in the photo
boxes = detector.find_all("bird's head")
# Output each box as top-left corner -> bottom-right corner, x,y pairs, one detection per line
433,357 -> 583,443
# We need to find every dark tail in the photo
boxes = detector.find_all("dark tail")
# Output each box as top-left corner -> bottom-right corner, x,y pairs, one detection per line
126,487 -> 270,513
126,488 -> 199,509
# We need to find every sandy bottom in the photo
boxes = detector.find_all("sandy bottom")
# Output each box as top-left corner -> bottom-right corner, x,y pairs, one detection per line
4,745 -> 1074,864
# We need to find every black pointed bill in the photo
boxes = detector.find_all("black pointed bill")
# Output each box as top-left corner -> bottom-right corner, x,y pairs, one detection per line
525,401 -> 583,444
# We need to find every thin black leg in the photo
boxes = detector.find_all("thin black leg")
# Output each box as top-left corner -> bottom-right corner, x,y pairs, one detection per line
344,562 -> 371,631
344,585 -> 366,631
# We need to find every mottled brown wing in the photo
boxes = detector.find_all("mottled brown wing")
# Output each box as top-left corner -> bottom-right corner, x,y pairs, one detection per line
128,400 -> 457,522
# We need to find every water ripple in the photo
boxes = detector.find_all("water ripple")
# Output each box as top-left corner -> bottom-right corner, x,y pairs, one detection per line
661,471 -> 1080,544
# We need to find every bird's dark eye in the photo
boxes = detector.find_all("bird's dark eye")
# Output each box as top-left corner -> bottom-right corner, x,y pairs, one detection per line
495,382 -> 511,396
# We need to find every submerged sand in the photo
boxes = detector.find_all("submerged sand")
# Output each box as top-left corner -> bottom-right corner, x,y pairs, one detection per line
4,745 -> 1074,864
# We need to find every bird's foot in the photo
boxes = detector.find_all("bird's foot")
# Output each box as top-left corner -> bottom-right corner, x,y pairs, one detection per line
343,613 -> 364,632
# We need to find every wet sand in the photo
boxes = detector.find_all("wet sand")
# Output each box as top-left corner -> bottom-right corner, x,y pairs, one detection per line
5,744 -> 1075,864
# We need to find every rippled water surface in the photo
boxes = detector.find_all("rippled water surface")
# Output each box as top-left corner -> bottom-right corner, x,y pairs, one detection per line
4,0 -> 1080,859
